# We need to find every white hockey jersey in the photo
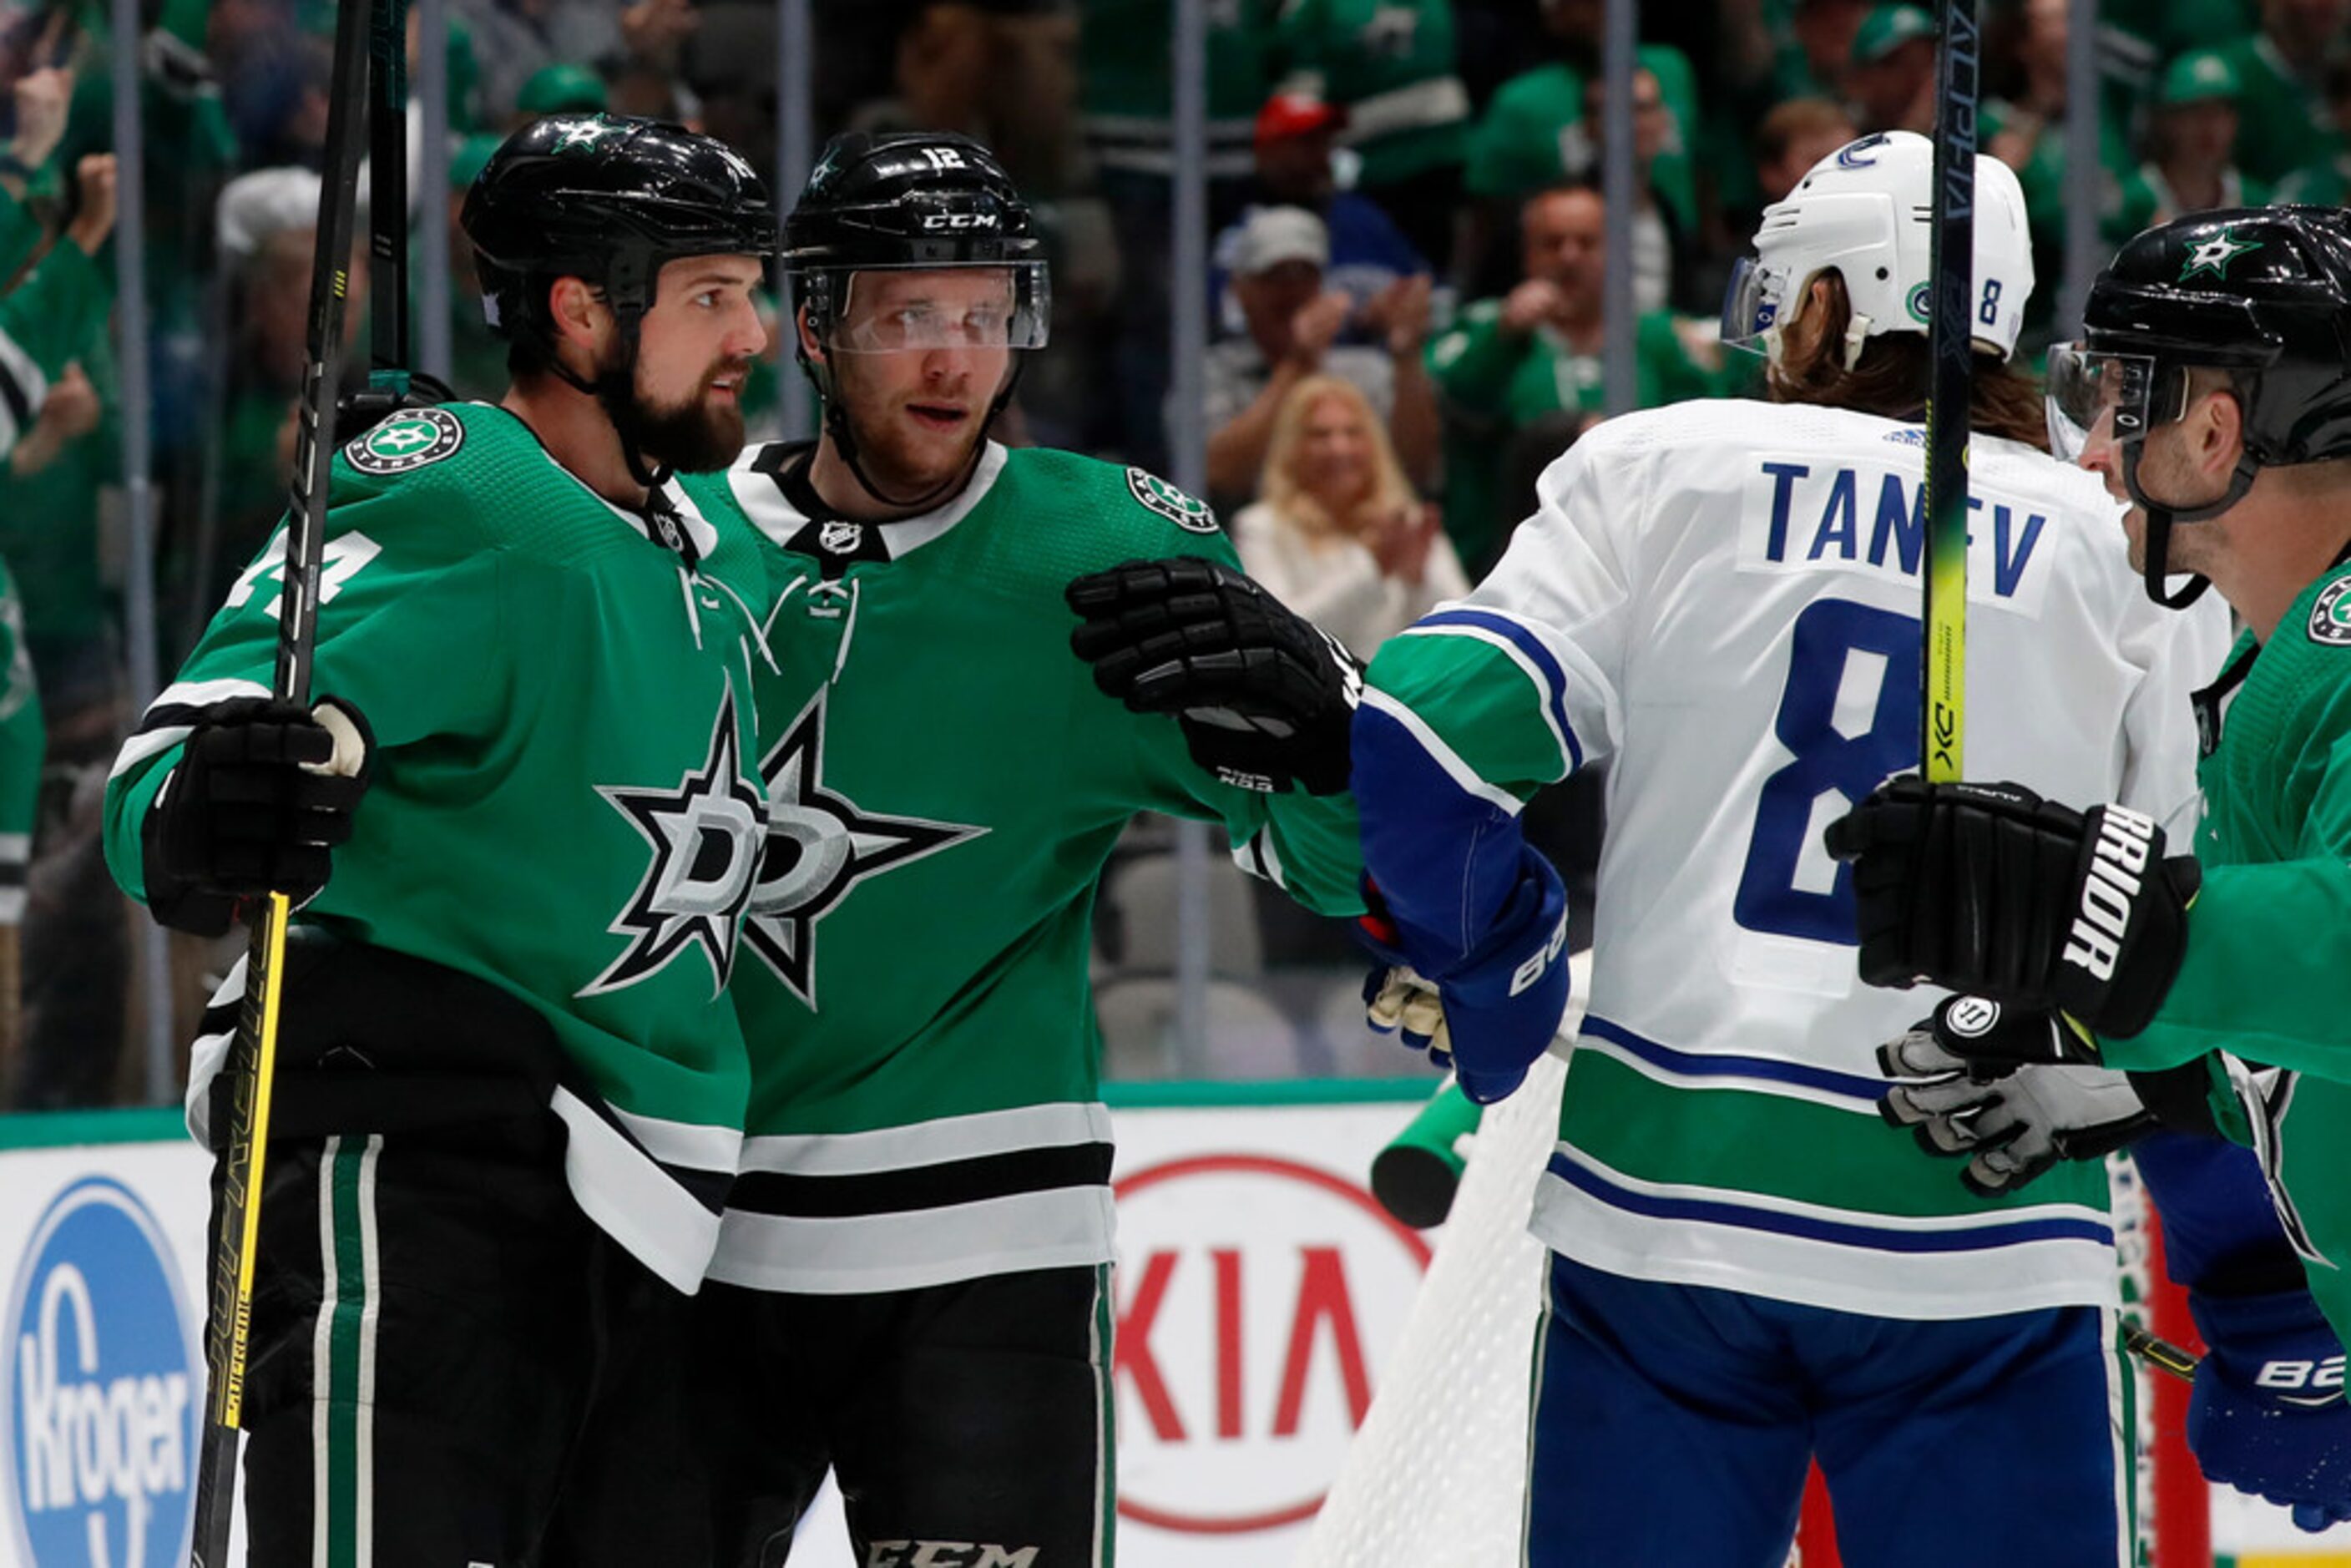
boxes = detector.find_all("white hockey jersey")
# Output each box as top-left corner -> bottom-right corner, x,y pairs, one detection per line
1360,397 -> 2231,1320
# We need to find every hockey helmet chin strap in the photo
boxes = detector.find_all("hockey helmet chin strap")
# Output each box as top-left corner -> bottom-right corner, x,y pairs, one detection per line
2119,438 -> 2254,610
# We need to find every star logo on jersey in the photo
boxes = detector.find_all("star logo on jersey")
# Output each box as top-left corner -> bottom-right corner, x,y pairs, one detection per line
744,689 -> 987,1009
1126,468 -> 1221,534
553,116 -> 621,153
2180,225 -> 2263,283
2310,578 -> 2351,646
344,407 -> 464,474
582,684 -> 766,999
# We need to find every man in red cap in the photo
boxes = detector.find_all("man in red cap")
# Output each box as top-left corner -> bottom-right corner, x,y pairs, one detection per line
1210,90 -> 1433,360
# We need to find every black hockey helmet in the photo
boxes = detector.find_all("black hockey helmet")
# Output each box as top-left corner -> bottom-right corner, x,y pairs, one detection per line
463,113 -> 777,354
2046,206 -> 2351,604
781,129 -> 1049,356
781,131 -> 1049,509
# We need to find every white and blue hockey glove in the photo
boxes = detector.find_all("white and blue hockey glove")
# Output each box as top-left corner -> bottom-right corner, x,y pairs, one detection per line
2189,1287 -> 2351,1533
1356,858 -> 1570,1106
1876,997 -> 2153,1196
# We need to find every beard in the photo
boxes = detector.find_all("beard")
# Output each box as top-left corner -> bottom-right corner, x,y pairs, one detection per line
630,380 -> 747,473
836,393 -> 983,503
594,352 -> 751,475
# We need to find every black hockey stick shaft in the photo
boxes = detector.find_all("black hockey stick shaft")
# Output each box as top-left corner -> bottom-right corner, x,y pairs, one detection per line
368,0 -> 412,379
2124,1323 -> 2202,1384
1921,0 -> 1979,782
188,0 -> 378,1559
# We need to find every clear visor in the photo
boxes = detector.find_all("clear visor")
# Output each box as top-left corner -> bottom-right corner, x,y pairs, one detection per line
1719,255 -> 1789,354
2045,343 -> 2167,463
817,263 -> 1051,354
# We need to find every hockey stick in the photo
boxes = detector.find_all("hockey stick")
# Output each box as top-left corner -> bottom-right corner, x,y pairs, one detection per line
187,0 -> 382,1559
2123,1323 -> 2202,1384
1920,0 -> 1979,785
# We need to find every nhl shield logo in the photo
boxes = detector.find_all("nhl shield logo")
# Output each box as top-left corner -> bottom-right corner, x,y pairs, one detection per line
2309,579 -> 2351,648
819,520 -> 865,555
346,407 -> 465,475
1126,468 -> 1220,534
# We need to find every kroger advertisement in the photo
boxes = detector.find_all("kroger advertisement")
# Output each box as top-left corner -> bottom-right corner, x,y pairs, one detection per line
0,1095 -> 1426,1568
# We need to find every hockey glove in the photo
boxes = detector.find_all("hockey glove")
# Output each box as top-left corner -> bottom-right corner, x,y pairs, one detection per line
1355,858 -> 1570,1106
2189,1287 -> 2351,1533
144,695 -> 372,934
1823,776 -> 2199,1039
1877,997 -> 2152,1196
1066,558 -> 1361,795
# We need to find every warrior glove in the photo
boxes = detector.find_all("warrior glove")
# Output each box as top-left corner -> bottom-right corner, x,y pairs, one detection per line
1823,776 -> 2198,1039
144,695 -> 373,934
1877,995 -> 2152,1196
1067,558 -> 1361,795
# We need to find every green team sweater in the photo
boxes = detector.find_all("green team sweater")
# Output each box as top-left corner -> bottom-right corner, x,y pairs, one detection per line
704,442 -> 1366,1294
0,554 -> 42,924
103,402 -> 772,1291
2101,563 -> 2351,1344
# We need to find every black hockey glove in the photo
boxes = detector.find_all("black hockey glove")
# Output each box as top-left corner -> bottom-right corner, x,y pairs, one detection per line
144,695 -> 373,934
1877,996 -> 2153,1196
1823,776 -> 2198,1039
1067,558 -> 1361,795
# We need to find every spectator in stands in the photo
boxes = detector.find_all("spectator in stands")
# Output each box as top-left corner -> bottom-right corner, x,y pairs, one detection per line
1231,374 -> 1467,661
2277,53 -> 2351,205
1846,3 -> 1936,135
0,150 -> 116,1108
1755,97 -> 1859,206
2127,48 -> 2268,225
1202,204 -> 1437,513
1787,0 -> 1874,100
2210,0 -> 2349,189
1462,0 -> 1698,296
505,59 -> 607,129
1580,64 -> 1695,315
1425,181 -> 1720,573
1270,0 -> 1469,271
1211,92 -> 1428,342
447,0 -> 695,127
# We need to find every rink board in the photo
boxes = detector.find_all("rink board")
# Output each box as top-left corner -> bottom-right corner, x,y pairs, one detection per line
0,1097 -> 2347,1568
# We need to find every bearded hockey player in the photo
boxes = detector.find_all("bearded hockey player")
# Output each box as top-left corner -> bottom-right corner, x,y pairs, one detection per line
1834,204 -> 2351,1535
101,114 -> 776,1565
1351,130 -> 2227,1566
687,129 -> 1365,1565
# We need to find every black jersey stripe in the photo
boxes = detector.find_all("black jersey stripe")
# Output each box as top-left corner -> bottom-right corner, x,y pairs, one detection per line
731,1141 -> 1115,1219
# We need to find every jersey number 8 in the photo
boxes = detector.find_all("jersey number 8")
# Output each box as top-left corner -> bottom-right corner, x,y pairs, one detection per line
1732,598 -> 1921,945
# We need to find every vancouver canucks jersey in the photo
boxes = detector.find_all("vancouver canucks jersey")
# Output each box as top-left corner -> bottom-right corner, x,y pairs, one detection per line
705,441 -> 1364,1294
102,402 -> 771,1291
1362,400 -> 2228,1320
2097,562 -> 2351,1348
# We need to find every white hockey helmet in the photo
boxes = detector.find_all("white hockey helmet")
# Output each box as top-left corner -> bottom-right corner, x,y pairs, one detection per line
1721,129 -> 2035,367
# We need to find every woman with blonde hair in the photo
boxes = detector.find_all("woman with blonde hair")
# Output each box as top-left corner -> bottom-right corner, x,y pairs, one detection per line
1231,373 -> 1469,659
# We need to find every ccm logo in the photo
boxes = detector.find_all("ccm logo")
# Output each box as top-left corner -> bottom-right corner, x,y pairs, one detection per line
2062,807 -> 2155,982
1509,911 -> 1570,998
922,211 -> 999,230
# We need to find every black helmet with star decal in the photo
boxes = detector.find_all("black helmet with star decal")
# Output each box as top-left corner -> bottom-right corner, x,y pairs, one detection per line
2045,205 -> 2351,605
464,113 -> 777,362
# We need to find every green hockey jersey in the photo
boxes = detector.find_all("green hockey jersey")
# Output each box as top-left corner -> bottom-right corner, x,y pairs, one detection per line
701,441 -> 1365,1294
0,555 -> 42,924
103,401 -> 772,1292
2100,564 -> 2351,1347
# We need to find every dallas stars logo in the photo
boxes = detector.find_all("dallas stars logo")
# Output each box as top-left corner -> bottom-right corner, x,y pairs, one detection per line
745,688 -> 987,1009
553,117 -> 620,153
2181,225 -> 2263,282
582,685 -> 766,998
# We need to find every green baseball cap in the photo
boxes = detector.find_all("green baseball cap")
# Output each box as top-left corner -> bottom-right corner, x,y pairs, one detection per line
516,63 -> 609,116
2157,49 -> 2242,107
1852,3 -> 1936,65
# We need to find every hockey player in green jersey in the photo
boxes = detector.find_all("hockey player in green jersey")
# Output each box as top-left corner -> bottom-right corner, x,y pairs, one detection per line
689,130 -> 1366,1566
101,114 -> 776,1566
1831,204 -> 2351,1530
